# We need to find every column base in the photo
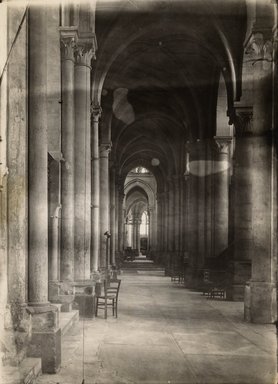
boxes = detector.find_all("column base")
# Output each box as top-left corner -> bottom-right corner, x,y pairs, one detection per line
27,305 -> 61,373
74,294 -> 95,318
226,260 -> 251,301
244,281 -> 277,324
226,284 -> 246,301
2,304 -> 32,366
49,281 -> 75,312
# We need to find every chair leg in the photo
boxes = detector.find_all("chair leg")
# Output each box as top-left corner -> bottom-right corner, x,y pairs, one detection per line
112,299 -> 115,316
115,300 -> 118,318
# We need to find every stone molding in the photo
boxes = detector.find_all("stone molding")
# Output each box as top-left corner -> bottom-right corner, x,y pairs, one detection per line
233,105 -> 253,137
60,27 -> 78,62
214,136 -> 232,155
75,42 -> 95,68
245,31 -> 273,70
60,36 -> 76,62
99,142 -> 112,157
91,102 -> 102,122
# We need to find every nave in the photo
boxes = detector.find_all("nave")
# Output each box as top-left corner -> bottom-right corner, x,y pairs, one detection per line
35,270 -> 276,384
1,0 -> 278,381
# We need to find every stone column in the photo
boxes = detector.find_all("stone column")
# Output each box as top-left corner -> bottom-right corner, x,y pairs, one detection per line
28,8 -> 48,305
4,5 -> 30,366
156,194 -> 162,252
136,219 -> 141,252
179,177 -> 185,254
197,159 -> 206,269
229,107 -> 253,300
173,176 -> 181,253
110,166 -> 116,266
164,181 -> 174,273
0,5 -> 8,338
123,215 -> 129,249
148,208 -> 152,251
182,174 -> 191,283
99,143 -> 111,268
114,182 -> 119,253
28,6 -> 61,373
153,205 -> 158,252
243,32 -> 277,323
156,193 -> 164,263
132,218 -> 137,249
187,171 -> 199,287
204,143 -> 213,260
162,190 -> 168,265
91,103 -> 101,272
167,180 -> 175,262
60,30 -> 76,282
213,137 -> 231,256
74,41 -> 94,280
49,206 -> 62,282
118,189 -> 125,254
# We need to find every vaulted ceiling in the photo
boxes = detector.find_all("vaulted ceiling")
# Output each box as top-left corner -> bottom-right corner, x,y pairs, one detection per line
93,0 -> 247,188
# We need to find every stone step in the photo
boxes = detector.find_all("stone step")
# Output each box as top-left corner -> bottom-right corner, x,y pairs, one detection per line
122,264 -> 164,270
1,357 -> 41,384
1,311 -> 79,384
59,310 -> 79,337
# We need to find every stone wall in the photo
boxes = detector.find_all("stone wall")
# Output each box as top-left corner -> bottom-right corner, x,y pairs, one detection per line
3,3 -> 31,367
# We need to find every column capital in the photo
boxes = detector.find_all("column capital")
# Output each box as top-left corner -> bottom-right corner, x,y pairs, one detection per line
75,41 -> 95,68
60,27 -> 77,62
100,142 -> 112,157
214,136 -> 232,155
91,102 -> 102,122
245,31 -> 273,69
233,105 -> 253,137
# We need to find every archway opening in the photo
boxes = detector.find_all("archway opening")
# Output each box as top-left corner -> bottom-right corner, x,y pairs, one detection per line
123,165 -> 157,261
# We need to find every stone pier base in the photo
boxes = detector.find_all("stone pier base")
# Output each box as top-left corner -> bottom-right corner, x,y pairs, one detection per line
27,305 -> 61,373
2,304 -> 32,367
49,281 -> 75,312
226,260 -> 251,301
74,294 -> 95,318
244,281 -> 277,324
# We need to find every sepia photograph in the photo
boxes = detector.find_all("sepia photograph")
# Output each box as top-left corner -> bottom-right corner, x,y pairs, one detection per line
0,0 -> 278,383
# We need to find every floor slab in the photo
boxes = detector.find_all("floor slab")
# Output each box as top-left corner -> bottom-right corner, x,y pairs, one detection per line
36,273 -> 277,384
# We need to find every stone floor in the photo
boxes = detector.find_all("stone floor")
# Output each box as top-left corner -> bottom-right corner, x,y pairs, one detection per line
36,273 -> 277,384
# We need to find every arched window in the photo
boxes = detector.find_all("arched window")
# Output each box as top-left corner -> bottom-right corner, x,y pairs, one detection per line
140,211 -> 148,236
132,167 -> 149,174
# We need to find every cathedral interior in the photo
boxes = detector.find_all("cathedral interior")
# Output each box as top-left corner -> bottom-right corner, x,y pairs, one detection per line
1,0 -> 278,383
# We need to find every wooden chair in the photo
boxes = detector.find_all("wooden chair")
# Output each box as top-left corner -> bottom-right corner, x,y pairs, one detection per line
95,279 -> 121,319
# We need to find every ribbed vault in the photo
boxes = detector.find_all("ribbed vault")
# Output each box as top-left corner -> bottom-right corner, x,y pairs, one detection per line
94,0 -> 247,194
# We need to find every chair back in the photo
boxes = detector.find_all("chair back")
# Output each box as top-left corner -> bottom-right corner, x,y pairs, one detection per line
105,279 -> 121,299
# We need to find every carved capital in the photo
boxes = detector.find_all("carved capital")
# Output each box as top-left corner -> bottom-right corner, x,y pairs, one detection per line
90,102 -> 102,122
233,106 -> 253,137
60,36 -> 76,62
245,32 -> 273,70
99,142 -> 112,157
75,42 -> 95,68
214,136 -> 232,155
